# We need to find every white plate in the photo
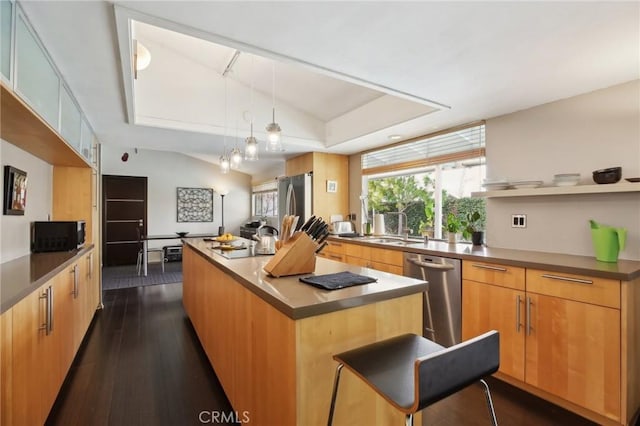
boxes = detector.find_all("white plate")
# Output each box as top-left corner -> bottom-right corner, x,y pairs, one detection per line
482,183 -> 510,190
510,180 -> 543,189
553,180 -> 580,187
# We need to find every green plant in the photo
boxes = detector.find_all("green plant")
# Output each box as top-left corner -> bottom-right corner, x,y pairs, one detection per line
446,213 -> 461,234
462,211 -> 482,240
419,198 -> 435,234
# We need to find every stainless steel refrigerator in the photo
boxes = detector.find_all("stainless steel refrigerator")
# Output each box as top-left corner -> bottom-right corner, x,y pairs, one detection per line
278,173 -> 312,232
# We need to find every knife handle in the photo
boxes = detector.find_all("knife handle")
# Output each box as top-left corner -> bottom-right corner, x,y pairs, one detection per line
315,241 -> 328,254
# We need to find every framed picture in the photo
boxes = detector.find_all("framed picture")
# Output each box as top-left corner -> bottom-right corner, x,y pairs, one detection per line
3,165 -> 28,215
326,180 -> 338,193
177,187 -> 213,222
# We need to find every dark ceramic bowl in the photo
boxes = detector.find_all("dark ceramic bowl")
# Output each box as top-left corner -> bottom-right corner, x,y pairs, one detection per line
592,167 -> 621,184
176,232 -> 189,237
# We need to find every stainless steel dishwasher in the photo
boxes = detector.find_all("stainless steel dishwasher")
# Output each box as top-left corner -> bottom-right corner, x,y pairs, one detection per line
403,253 -> 461,347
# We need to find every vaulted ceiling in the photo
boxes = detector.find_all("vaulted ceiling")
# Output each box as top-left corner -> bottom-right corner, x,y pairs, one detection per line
19,1 -> 640,180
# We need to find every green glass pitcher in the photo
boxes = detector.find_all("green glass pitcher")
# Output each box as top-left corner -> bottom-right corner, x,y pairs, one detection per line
589,220 -> 627,263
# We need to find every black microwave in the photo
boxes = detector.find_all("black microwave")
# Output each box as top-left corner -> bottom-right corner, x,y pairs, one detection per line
32,221 -> 86,252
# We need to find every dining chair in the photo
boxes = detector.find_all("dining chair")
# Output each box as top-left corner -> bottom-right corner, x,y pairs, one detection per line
136,227 -> 164,275
328,330 -> 500,426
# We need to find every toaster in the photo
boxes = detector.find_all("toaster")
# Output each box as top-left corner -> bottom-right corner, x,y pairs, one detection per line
331,221 -> 355,235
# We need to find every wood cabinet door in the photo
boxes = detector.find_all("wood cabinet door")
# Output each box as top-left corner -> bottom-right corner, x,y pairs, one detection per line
1,309 -> 13,426
55,266 -> 76,380
369,261 -> 403,275
525,293 -> 621,421
11,287 -> 46,425
85,249 -> 99,322
462,279 -> 525,381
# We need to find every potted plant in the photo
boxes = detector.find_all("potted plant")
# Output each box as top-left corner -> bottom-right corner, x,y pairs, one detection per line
419,199 -> 435,242
445,213 -> 461,244
462,211 -> 484,246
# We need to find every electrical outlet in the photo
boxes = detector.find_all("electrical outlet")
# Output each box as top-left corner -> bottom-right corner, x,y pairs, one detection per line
511,214 -> 527,228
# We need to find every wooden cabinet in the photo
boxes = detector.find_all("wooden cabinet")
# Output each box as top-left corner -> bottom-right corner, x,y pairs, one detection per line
462,261 -> 637,425
462,278 -> 525,380
285,152 -> 349,221
11,282 -> 57,425
1,308 -> 13,426
319,240 -> 404,274
462,261 -> 526,380
317,240 -> 346,262
4,249 -> 98,425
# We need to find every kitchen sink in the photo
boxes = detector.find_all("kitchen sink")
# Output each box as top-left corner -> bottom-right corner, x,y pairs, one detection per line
358,236 -> 419,246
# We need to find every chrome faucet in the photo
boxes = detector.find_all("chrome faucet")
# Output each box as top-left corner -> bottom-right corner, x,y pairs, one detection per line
387,212 -> 410,240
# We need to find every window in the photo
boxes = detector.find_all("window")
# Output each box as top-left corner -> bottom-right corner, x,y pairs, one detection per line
252,181 -> 278,218
362,123 -> 486,241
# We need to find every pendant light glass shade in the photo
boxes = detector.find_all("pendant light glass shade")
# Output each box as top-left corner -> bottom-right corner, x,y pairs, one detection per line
231,147 -> 242,168
220,153 -> 230,174
265,107 -> 281,144
245,123 -> 259,161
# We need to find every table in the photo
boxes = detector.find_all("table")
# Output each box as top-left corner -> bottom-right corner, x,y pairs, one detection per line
141,234 -> 215,276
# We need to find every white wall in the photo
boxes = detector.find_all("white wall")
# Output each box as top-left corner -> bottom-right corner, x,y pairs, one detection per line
101,146 -> 251,249
485,80 -> 640,260
1,140 -> 53,263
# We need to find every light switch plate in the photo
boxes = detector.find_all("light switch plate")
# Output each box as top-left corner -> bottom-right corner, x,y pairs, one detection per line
511,214 -> 527,228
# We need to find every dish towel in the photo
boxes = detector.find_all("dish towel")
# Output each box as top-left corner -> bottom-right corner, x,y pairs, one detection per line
299,271 -> 377,290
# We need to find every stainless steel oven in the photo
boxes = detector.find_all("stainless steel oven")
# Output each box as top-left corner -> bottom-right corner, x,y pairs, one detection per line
404,253 -> 461,347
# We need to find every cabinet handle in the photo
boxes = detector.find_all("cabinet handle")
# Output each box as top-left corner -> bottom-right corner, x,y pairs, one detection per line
329,254 -> 342,260
71,265 -> 79,299
48,286 -> 54,334
39,286 -> 53,335
87,253 -> 93,279
515,295 -> 521,333
472,264 -> 507,272
526,297 -> 532,336
540,274 -> 592,285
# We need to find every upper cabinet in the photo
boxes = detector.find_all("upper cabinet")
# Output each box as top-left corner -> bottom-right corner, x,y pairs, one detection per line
60,85 -> 82,151
15,10 -> 59,129
285,152 -> 349,220
0,0 -> 13,82
80,118 -> 95,165
0,3 -> 98,169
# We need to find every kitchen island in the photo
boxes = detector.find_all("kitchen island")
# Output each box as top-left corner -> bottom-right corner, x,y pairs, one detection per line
182,239 -> 427,425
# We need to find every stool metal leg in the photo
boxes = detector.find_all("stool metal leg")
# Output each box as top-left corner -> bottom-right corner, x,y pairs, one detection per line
480,379 -> 498,426
405,413 -> 413,426
327,364 -> 344,426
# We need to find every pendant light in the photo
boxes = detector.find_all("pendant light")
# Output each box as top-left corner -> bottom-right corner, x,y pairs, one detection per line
265,61 -> 282,151
231,121 -> 242,168
245,56 -> 259,161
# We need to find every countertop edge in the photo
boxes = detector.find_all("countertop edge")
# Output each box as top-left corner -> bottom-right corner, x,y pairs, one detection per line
186,241 -> 427,320
329,237 -> 640,281
1,244 -> 95,314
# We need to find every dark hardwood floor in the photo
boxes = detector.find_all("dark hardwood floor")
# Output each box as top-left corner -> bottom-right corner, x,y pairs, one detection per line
47,282 -> 597,426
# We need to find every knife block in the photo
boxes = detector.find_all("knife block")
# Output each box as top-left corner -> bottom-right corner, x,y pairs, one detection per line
263,232 -> 318,277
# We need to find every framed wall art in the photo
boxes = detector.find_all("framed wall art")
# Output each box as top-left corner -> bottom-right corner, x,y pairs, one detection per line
177,187 -> 213,222
326,180 -> 337,193
3,165 -> 28,215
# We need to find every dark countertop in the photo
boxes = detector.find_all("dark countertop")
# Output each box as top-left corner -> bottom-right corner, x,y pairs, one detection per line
185,239 -> 427,320
329,236 -> 640,281
0,245 -> 95,314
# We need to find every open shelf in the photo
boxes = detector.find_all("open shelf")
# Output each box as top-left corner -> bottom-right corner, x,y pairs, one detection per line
472,182 -> 640,198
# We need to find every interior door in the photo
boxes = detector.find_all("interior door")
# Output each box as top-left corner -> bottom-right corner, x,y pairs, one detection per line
102,175 -> 147,266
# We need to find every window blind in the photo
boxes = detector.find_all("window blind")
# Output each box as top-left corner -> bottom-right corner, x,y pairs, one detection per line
362,122 -> 485,175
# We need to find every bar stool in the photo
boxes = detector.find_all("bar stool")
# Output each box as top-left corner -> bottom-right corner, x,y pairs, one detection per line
327,330 -> 500,426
